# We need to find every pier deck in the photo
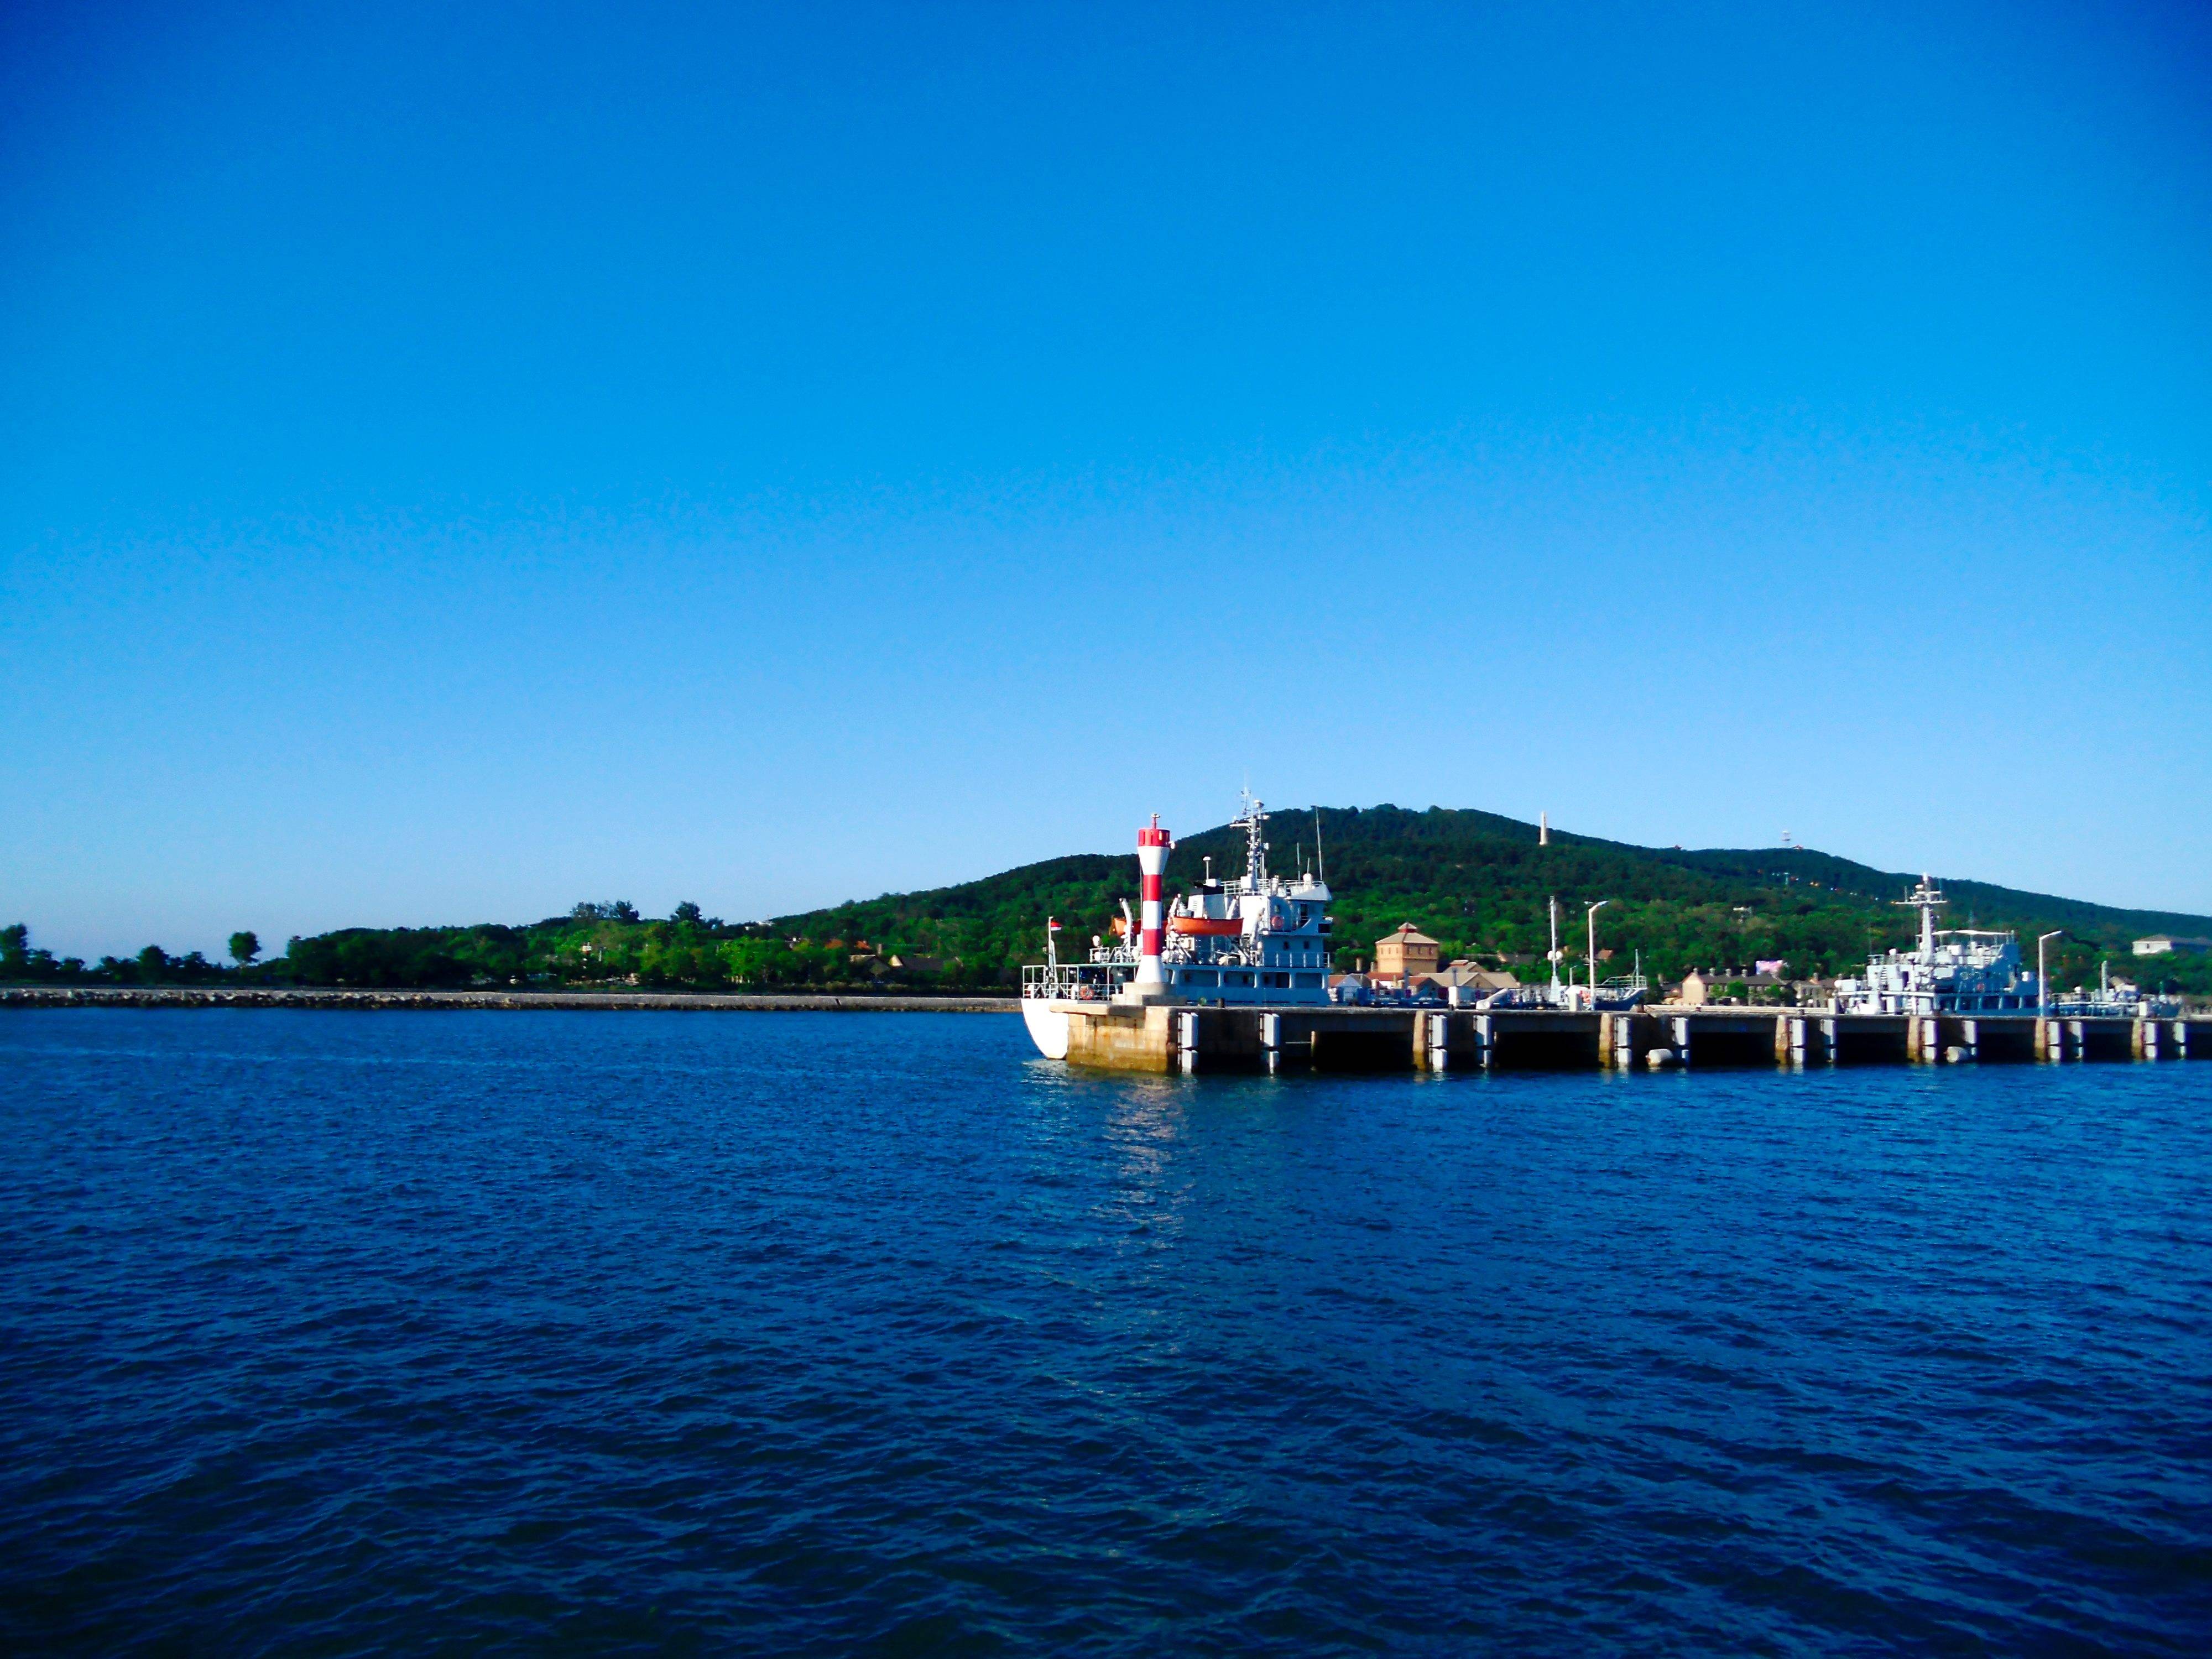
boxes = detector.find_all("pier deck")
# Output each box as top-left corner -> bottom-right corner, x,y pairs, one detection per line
1052,1001 -> 2212,1074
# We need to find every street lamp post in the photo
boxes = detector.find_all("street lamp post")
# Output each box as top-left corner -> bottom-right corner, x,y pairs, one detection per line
2037,931 -> 2062,1015
1586,900 -> 1610,1009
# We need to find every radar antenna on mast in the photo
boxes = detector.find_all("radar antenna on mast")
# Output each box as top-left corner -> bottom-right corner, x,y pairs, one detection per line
1231,790 -> 1267,891
1895,874 -> 1947,957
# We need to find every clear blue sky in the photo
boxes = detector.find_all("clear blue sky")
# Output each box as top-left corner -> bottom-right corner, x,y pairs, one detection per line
4,1 -> 2209,958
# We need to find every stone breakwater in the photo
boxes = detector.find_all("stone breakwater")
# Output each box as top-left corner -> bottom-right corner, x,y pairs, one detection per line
0,987 -> 1019,1013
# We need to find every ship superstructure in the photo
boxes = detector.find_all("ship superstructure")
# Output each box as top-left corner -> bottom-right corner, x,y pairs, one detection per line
1830,875 -> 2183,1018
1020,797 -> 1333,1059
1832,875 -> 2039,1015
1155,796 -> 1333,1001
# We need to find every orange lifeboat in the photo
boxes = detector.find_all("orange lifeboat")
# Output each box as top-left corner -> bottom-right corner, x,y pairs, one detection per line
1170,916 -> 1245,937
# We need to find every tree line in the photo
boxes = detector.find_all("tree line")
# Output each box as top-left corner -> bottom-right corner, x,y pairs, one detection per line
0,907 -> 995,992
7,806 -> 2208,996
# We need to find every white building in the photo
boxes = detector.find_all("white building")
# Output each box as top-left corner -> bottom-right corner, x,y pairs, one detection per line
2132,935 -> 2212,957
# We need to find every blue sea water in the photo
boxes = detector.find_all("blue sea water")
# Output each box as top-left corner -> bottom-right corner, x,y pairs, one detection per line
1,1010 -> 2207,1656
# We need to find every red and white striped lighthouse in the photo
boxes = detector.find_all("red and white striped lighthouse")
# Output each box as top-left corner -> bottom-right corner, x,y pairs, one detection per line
1134,816 -> 1172,987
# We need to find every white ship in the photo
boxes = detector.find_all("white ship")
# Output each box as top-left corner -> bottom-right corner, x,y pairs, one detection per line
1831,876 -> 2039,1015
1830,874 -> 2179,1018
1020,796 -> 1333,1060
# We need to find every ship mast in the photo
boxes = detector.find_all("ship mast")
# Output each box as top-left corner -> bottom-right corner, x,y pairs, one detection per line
1896,874 -> 1947,957
1233,791 -> 1267,892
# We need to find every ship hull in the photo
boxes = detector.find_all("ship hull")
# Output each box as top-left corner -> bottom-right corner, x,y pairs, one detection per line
1021,999 -> 1072,1060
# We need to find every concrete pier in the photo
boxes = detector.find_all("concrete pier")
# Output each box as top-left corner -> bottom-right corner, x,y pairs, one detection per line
1046,1002 -> 2212,1075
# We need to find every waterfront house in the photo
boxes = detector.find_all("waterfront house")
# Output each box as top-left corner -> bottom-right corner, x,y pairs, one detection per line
1680,967 -> 1791,1006
1424,960 -> 1520,995
1373,925 -> 1441,987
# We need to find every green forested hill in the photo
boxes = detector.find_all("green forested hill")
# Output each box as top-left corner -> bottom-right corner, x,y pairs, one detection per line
771,805 -> 2212,994
8,805 -> 2208,993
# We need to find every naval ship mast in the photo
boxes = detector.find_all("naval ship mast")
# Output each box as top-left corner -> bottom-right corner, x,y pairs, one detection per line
1230,790 -> 1267,891
1898,874 -> 1945,958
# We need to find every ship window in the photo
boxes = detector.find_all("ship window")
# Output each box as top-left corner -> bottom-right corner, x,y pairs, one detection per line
1182,969 -> 1218,987
1226,972 -> 1253,987
1263,972 -> 1289,989
1293,973 -> 1322,988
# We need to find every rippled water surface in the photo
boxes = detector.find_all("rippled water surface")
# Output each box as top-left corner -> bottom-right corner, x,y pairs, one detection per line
3,1010 -> 2209,1655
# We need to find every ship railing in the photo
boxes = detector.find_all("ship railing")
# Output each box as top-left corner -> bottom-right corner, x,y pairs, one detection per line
1165,948 -> 1330,971
2048,993 -> 2184,1019
1023,963 -> 1134,1003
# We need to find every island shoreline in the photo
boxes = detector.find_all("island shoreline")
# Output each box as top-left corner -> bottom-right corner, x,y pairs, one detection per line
0,987 -> 1020,1013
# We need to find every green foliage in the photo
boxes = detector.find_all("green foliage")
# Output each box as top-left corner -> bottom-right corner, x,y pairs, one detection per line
229,930 -> 260,966
4,806 -> 2208,994
764,805 -> 2212,990
281,928 -> 474,988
